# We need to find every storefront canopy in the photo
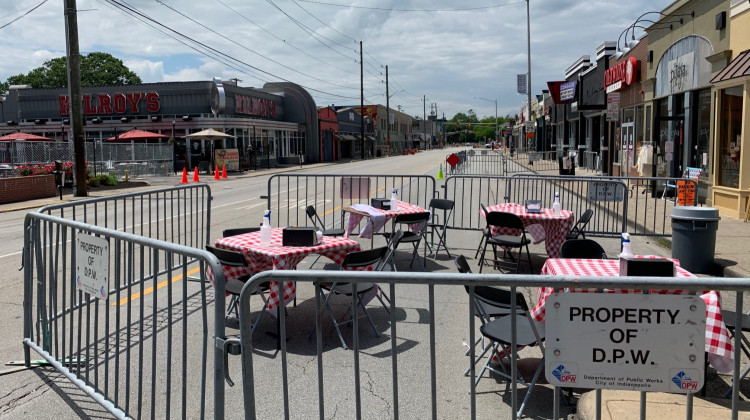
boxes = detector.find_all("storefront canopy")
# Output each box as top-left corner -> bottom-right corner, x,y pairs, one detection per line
711,49 -> 750,84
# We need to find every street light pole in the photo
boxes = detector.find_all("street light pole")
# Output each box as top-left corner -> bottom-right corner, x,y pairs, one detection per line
526,0 -> 533,150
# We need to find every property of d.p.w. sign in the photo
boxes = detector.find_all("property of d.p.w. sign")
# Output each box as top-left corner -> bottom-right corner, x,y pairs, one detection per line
544,293 -> 706,393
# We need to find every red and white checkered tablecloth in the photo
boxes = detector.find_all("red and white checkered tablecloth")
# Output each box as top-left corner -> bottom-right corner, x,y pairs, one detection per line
532,257 -> 734,372
344,200 -> 428,238
482,203 -> 575,258
207,228 -> 365,312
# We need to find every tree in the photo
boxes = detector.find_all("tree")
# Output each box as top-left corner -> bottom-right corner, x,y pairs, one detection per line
2,52 -> 141,90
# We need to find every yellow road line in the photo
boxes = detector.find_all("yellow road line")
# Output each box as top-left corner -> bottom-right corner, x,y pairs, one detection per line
112,265 -> 202,306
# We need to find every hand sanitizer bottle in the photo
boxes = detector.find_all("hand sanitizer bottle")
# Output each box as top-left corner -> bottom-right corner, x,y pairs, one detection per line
391,188 -> 399,210
619,232 -> 633,258
260,210 -> 272,246
552,192 -> 561,216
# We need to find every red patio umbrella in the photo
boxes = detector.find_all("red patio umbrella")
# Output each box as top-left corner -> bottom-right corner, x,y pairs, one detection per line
106,129 -> 168,141
0,132 -> 54,141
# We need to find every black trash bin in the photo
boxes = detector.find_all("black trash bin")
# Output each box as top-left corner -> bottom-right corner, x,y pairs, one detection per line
671,206 -> 720,273
557,156 -> 575,176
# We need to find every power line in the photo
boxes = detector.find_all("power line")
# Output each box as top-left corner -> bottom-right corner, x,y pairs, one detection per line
103,0 -> 361,99
295,0 -> 526,12
155,0 -> 363,92
289,0 -> 356,42
0,0 -> 49,31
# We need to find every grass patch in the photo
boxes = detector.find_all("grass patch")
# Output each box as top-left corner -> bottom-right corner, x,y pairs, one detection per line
656,237 -> 672,249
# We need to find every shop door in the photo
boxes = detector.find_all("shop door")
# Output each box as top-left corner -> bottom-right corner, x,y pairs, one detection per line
621,123 -> 635,176
655,116 -> 683,178
322,131 -> 333,162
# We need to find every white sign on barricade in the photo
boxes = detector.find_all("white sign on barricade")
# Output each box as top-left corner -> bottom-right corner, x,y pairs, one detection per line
587,181 -> 625,202
545,293 -> 705,393
76,233 -> 110,300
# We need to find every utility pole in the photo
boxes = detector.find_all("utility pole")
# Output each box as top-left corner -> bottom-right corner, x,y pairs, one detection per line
385,65 -> 390,153
360,41 -> 365,160
64,0 -> 87,196
423,95 -> 427,149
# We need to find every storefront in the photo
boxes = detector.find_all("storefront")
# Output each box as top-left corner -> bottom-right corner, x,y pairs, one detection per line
318,106 -> 338,162
0,78 -> 319,170
607,41 -> 648,178
579,43 -> 615,173
645,0 -> 732,204
709,0 -> 750,218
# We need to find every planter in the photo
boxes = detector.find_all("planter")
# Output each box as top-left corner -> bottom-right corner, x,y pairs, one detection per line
0,175 -> 57,204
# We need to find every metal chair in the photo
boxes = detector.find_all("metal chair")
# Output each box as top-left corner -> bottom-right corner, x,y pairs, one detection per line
475,290 -> 545,418
382,211 -> 431,271
206,245 -> 269,334
474,204 -> 491,259
305,205 -> 345,268
560,238 -> 607,259
425,198 -> 455,259
382,230 -> 405,272
478,211 -> 533,273
222,227 -> 260,237
566,209 -> 594,240
721,310 -> 750,398
309,247 -> 389,349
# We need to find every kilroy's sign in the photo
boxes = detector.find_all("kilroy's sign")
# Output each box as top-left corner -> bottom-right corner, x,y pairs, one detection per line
604,57 -> 638,93
58,92 -> 160,115
235,94 -> 277,119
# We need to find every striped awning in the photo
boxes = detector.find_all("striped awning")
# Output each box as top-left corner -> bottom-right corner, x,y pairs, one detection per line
711,49 -> 750,84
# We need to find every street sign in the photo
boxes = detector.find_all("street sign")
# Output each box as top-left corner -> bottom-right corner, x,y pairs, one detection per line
587,181 -> 625,202
525,122 -> 535,133
76,233 -> 110,299
606,92 -> 620,121
446,153 -> 460,168
545,293 -> 705,393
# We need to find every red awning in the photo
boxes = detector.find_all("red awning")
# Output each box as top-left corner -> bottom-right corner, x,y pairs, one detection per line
0,132 -> 54,141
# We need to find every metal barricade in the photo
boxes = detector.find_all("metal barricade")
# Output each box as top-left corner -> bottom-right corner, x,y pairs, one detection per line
231,270 -> 750,420
442,174 -> 627,237
22,211 -> 227,419
503,151 -> 559,174
38,184 -> 212,249
510,174 -> 697,237
264,174 -> 436,231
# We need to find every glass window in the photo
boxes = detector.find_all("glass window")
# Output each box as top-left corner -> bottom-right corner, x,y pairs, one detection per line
718,86 -> 743,188
694,89 -> 711,175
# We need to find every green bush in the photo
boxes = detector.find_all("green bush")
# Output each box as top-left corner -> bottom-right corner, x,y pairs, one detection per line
87,175 -> 100,187
96,174 -> 110,185
106,173 -> 118,186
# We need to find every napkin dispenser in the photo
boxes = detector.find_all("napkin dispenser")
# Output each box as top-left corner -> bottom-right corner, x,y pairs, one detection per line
282,227 -> 318,247
619,257 -> 675,277
525,200 -> 542,213
371,198 -> 391,210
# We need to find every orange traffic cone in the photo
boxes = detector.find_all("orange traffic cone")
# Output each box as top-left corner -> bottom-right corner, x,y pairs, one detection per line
180,167 -> 189,184
193,167 -> 200,182
214,166 -> 220,180
221,165 -> 227,179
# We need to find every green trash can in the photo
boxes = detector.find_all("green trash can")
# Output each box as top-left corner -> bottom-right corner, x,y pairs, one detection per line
671,206 -> 720,274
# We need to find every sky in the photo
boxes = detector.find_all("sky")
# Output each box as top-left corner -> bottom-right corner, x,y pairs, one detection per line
0,0 -> 675,121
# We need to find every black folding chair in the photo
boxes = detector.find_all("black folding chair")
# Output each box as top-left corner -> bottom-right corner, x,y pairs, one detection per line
382,211 -> 431,271
206,245 -> 269,333
306,205 -> 345,268
566,209 -> 594,240
222,227 -> 260,237
560,238 -> 607,259
309,247 -> 389,349
474,204 -> 491,259
478,211 -> 533,273
475,290 -> 545,418
382,230 -> 405,272
721,310 -> 750,398
425,198 -> 454,259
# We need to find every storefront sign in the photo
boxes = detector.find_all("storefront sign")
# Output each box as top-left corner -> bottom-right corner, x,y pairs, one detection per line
517,74 -> 527,95
604,57 -> 639,92
545,293 -> 706,392
560,81 -> 577,101
235,94 -> 277,118
606,93 -> 620,121
668,52 -> 694,94
215,148 -> 239,171
211,78 -> 226,116
76,233 -> 110,300
59,92 -> 160,115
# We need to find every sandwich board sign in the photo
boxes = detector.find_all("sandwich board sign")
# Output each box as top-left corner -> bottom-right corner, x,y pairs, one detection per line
545,293 -> 705,393
76,233 -> 110,300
